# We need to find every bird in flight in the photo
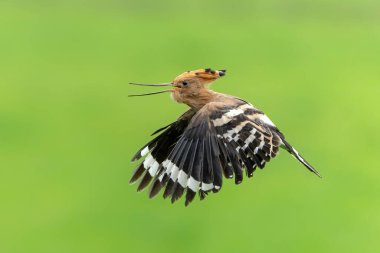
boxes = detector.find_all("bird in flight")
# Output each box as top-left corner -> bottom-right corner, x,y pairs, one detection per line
129,68 -> 320,206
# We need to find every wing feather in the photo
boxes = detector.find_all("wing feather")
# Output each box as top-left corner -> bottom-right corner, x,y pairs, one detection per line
130,99 -> 320,205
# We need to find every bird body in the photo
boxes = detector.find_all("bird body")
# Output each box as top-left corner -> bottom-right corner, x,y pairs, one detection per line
129,68 -> 320,206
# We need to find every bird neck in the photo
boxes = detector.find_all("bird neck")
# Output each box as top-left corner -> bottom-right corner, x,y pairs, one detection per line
172,88 -> 219,111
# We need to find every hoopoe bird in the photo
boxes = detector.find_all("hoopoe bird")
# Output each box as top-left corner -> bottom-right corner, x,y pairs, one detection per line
129,68 -> 320,206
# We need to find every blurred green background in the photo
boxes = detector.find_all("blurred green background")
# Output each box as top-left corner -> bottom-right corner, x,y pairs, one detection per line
1,0 -> 379,252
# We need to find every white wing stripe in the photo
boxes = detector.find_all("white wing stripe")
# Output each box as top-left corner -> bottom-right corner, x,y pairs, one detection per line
140,147 -> 149,157
201,182 -> 214,191
212,108 -> 244,126
242,129 -> 257,150
170,164 -> 180,181
211,104 -> 252,127
188,177 -> 200,192
177,170 -> 188,187
222,121 -> 250,141
260,114 -> 276,127
143,155 -> 154,169
148,161 -> 160,176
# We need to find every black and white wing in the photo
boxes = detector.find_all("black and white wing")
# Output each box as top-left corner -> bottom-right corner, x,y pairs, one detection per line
129,109 -> 195,192
130,101 -> 320,206
130,105 -> 224,206
210,101 -> 320,179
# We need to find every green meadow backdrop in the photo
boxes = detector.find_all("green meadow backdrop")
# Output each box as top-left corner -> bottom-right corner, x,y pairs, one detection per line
1,1 -> 379,252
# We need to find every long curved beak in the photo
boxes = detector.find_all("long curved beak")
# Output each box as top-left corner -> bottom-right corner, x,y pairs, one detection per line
129,82 -> 173,87
128,82 -> 174,97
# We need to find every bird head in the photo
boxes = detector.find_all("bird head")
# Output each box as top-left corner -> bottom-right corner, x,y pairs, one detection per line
129,68 -> 226,109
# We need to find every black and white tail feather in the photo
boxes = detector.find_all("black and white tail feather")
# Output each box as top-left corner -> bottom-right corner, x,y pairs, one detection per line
130,101 -> 320,206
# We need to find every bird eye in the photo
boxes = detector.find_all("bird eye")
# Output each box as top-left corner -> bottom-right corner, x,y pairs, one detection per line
182,81 -> 189,86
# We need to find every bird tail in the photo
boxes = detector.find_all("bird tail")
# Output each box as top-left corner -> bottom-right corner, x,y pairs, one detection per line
280,138 -> 321,178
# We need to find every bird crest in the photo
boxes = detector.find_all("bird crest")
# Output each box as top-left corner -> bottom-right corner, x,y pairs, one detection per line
175,68 -> 226,81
